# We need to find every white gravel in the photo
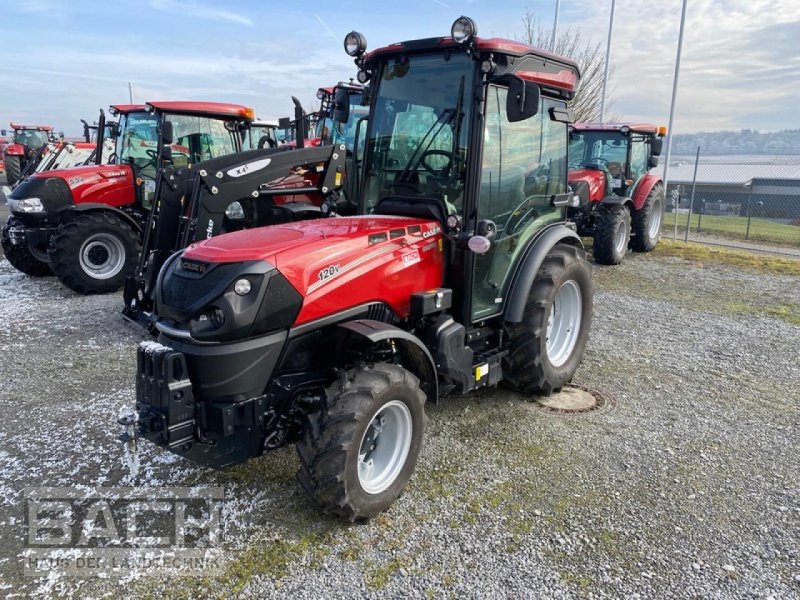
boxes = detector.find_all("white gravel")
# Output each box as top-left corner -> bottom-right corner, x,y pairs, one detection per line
0,241 -> 798,599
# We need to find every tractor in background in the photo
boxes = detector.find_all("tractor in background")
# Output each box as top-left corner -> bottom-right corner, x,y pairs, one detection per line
124,17 -> 593,521
1,123 -> 59,185
2,102 -> 253,292
567,123 -> 665,264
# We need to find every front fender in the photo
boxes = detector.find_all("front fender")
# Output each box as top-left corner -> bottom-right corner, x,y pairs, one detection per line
337,319 -> 438,403
64,204 -> 142,233
631,174 -> 662,211
503,224 -> 583,324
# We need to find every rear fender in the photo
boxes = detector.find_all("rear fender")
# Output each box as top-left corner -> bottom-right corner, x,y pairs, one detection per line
4,144 -> 24,156
503,225 -> 583,324
598,195 -> 632,207
337,319 -> 438,403
631,174 -> 662,211
63,204 -> 142,233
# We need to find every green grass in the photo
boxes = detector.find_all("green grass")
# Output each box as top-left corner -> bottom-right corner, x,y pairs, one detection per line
652,239 -> 800,276
662,212 -> 800,247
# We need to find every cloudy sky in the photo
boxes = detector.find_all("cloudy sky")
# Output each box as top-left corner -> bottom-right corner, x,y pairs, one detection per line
1,0 -> 797,135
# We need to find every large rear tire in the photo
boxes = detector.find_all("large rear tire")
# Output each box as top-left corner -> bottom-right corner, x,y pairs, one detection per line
503,244 -> 593,396
4,155 -> 21,186
630,183 -> 664,252
296,363 -> 426,522
593,203 -> 630,265
48,212 -> 140,294
1,217 -> 52,276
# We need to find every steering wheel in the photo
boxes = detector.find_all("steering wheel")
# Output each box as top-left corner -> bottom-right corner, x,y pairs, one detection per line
502,199 -> 540,237
587,157 -> 609,168
146,149 -> 158,160
419,149 -> 453,177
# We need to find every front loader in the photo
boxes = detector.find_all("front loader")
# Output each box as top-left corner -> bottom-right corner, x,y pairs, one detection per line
123,17 -> 594,521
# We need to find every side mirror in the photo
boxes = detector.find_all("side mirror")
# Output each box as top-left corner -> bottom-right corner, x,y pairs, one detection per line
651,137 -> 663,156
161,120 -> 174,145
278,117 -> 291,130
332,87 -> 350,124
59,131 -> 65,139
648,156 -> 659,168
506,77 -> 540,123
0,129 -> 6,136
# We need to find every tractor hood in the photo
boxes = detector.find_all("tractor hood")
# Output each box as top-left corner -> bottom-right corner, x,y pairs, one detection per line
568,167 -> 607,203
157,215 -> 446,340
8,164 -> 135,217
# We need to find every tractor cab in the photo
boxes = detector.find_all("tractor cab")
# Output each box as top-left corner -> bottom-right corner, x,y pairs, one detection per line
112,101 -> 253,208
242,120 -> 279,150
1,123 -> 57,185
566,123 -> 666,264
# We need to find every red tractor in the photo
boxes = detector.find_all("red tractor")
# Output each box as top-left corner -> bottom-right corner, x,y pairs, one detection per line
567,123 -> 666,264
2,102 -> 254,292
1,123 -> 57,185
123,17 -> 594,521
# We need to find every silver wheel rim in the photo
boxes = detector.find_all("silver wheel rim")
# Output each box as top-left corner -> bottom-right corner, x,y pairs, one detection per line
648,197 -> 663,239
358,400 -> 413,495
79,233 -> 125,279
614,219 -> 627,254
546,280 -> 583,368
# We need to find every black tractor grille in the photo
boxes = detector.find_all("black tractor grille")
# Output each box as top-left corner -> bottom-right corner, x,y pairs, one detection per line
160,258 -> 241,318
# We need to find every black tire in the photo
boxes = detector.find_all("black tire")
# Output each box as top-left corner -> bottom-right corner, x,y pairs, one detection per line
630,183 -> 664,252
503,244 -> 593,396
48,212 -> 140,294
296,363 -> 427,522
1,217 -> 52,276
593,203 -> 630,265
4,155 -> 21,186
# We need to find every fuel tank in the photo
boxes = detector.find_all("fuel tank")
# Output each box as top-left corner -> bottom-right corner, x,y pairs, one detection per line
179,215 -> 445,324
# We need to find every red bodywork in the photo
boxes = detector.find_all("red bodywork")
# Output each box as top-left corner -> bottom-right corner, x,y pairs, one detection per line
46,163 -> 136,206
567,168 -> 607,203
183,216 -> 445,325
145,101 -> 253,120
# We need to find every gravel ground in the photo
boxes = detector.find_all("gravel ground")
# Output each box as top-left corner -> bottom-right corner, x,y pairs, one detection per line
0,211 -> 798,598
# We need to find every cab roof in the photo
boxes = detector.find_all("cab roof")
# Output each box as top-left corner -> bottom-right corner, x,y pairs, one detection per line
109,104 -> 146,115
9,122 -> 53,131
145,101 -> 254,121
364,36 -> 580,95
573,122 -> 663,135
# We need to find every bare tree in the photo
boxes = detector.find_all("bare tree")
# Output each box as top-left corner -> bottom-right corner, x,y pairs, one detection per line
517,9 -> 615,122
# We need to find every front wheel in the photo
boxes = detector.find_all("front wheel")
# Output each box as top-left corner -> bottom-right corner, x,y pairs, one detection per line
1,217 -> 52,276
48,212 -> 140,294
630,183 -> 664,252
503,244 -> 593,396
593,203 -> 630,265
296,363 -> 426,522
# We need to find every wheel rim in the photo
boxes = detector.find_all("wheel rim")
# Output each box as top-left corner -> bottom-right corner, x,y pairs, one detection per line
614,219 -> 627,254
79,233 -> 126,279
358,400 -> 413,495
648,197 -> 663,239
546,280 -> 583,368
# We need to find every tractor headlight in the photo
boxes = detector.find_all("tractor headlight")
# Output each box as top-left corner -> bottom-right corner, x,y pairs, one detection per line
356,69 -> 370,84
225,201 -> 245,220
234,278 -> 252,296
451,16 -> 477,44
8,196 -> 45,213
344,31 -> 367,57
316,89 -> 326,100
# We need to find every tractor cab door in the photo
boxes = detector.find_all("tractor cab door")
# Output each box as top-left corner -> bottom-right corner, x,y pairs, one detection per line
627,136 -> 649,193
471,85 -> 568,321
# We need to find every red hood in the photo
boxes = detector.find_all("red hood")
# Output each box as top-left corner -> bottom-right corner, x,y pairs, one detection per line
31,162 -> 129,181
568,167 -> 607,202
183,215 -> 445,322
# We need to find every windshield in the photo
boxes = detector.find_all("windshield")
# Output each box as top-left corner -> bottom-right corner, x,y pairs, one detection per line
116,111 -> 159,167
569,130 -> 628,176
14,129 -> 49,149
362,52 -> 474,213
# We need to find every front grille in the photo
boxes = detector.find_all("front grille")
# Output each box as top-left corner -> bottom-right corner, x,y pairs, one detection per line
160,258 -> 241,318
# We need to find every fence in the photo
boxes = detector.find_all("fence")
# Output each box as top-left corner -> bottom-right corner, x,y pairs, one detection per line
661,151 -> 800,254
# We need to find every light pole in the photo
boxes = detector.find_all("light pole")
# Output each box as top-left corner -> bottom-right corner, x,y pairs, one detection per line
551,0 -> 561,51
599,0 -> 616,123
662,0 -> 689,192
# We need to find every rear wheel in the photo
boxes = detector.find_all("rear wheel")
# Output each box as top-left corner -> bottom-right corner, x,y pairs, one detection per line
4,155 -> 21,186
593,203 -> 630,265
1,217 -> 52,276
503,244 -> 593,396
630,183 -> 664,252
296,363 -> 426,522
48,212 -> 140,294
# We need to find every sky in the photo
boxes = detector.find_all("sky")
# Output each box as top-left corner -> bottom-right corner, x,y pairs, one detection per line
0,0 -> 798,136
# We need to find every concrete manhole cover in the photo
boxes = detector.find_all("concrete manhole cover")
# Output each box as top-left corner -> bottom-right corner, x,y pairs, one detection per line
534,384 -> 616,415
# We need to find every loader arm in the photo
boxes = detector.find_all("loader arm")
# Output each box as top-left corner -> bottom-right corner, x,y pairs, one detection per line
123,144 -> 347,330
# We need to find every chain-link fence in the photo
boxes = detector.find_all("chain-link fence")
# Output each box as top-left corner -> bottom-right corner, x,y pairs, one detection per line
661,151 -> 800,254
